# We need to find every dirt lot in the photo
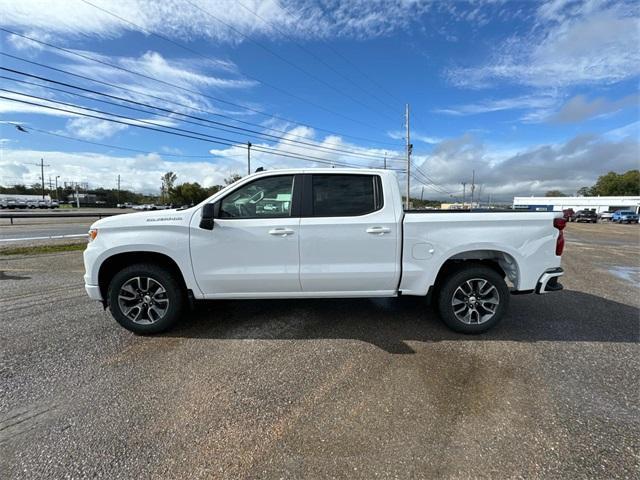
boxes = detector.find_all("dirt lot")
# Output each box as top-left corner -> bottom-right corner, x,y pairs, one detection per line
0,222 -> 638,479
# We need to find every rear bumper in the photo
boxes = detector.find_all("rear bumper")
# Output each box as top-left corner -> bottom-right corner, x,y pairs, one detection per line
536,267 -> 564,294
85,284 -> 103,301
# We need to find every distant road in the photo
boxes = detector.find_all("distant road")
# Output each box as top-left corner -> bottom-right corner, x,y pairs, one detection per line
0,222 -> 92,243
0,209 -> 132,242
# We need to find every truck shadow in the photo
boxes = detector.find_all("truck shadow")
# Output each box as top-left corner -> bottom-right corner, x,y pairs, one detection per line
165,290 -> 639,354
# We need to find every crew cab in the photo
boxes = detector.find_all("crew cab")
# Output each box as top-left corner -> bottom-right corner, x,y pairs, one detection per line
83,169 -> 566,334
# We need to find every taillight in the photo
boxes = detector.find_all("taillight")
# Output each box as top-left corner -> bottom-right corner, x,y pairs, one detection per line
553,218 -> 565,255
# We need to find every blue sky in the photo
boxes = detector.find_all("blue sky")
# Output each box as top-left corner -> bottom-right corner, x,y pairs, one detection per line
0,0 -> 638,200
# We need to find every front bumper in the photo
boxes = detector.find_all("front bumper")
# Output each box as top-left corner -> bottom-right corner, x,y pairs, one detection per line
85,284 -> 103,301
536,268 -> 564,294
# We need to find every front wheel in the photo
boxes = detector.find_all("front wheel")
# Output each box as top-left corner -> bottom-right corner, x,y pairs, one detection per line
107,263 -> 185,334
436,265 -> 509,334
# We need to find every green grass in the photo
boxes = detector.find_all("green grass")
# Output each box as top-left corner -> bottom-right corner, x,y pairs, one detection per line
0,242 -> 86,256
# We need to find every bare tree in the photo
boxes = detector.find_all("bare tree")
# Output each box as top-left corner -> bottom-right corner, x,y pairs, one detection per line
161,171 -> 177,202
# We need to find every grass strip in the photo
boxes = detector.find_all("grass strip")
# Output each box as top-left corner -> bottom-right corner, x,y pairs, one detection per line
0,242 -> 86,256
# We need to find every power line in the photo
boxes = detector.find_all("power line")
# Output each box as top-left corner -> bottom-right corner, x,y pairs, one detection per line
76,0 -> 389,130
23,126 -> 239,159
0,51 -> 401,148
274,0 -> 404,109
0,71 -> 406,163
411,166 -> 451,195
2,94 -> 403,171
234,0 -> 399,119
180,0 -> 395,124
0,27 -> 391,136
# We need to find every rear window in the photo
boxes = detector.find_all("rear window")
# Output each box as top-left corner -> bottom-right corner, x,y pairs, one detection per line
311,174 -> 382,217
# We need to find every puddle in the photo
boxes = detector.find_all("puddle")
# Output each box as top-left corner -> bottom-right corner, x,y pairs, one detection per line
607,266 -> 640,285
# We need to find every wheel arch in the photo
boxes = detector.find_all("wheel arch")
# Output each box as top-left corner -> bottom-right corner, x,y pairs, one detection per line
433,249 -> 520,293
98,251 -> 189,303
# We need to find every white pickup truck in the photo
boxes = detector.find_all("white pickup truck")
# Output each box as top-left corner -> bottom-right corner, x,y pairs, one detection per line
84,169 -> 565,334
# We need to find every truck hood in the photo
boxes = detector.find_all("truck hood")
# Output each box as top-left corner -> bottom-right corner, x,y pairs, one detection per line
91,208 -> 194,229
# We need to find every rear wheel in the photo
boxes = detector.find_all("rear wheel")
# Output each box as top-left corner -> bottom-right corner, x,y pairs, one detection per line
107,263 -> 184,334
437,265 -> 509,334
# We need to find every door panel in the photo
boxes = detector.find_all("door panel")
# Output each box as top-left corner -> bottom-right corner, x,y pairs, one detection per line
190,218 -> 301,294
299,174 -> 399,292
189,174 -> 301,295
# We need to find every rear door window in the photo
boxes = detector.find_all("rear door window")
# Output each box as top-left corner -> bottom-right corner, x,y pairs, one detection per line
311,174 -> 382,217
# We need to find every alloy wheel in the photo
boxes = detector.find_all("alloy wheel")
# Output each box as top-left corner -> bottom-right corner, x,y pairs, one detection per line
117,276 -> 170,325
451,278 -> 500,325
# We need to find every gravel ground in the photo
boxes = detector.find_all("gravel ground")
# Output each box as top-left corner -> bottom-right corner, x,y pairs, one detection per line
0,222 -> 638,479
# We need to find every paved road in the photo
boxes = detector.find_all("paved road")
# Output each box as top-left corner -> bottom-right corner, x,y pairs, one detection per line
0,223 -> 638,478
0,209 -> 128,243
0,222 -> 91,242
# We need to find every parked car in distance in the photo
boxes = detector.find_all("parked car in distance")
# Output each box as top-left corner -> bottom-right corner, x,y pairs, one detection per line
117,202 -> 133,209
84,168 -> 566,336
598,211 -> 613,222
49,200 -> 59,209
573,210 -> 597,223
562,208 -> 575,221
611,210 -> 639,224
27,200 -> 39,209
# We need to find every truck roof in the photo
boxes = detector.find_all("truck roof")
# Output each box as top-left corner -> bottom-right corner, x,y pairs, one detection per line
247,167 -> 395,177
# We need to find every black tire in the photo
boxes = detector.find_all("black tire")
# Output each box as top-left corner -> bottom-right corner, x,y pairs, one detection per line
436,265 -> 509,334
107,263 -> 185,334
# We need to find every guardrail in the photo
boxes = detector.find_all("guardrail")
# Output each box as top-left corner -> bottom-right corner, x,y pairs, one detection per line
0,212 -> 122,225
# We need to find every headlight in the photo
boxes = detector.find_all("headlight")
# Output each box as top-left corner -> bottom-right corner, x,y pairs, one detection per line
88,228 -> 98,242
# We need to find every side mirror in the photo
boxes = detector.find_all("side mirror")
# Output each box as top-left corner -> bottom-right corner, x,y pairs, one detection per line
199,202 -> 218,230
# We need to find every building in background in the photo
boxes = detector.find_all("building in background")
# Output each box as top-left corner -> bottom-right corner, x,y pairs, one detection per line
440,202 -> 479,210
68,193 -> 98,205
513,196 -> 640,214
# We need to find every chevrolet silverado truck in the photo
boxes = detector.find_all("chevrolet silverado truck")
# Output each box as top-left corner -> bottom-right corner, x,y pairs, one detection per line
84,169 -> 565,334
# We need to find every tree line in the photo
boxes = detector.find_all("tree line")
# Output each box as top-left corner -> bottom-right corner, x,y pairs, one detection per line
545,169 -> 639,197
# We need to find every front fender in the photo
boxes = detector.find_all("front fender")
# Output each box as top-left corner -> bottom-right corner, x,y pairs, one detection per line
83,226 -> 201,296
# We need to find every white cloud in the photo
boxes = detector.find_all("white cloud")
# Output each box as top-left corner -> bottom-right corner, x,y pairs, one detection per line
387,130 -> 441,144
0,150 -> 243,193
117,51 -> 254,89
0,0 -> 434,43
433,94 -> 558,117
446,0 -> 640,88
65,117 -> 127,140
603,121 -> 640,141
411,132 -> 640,199
7,30 -> 51,51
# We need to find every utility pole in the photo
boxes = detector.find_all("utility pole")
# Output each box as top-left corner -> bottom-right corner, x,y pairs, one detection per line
247,142 -> 252,175
75,182 -> 80,209
384,152 -> 387,170
27,158 -> 50,199
40,158 -> 46,199
48,176 -> 53,198
117,174 -> 121,204
421,185 -> 425,202
461,182 -> 467,207
55,175 -> 60,200
470,170 -> 476,211
405,103 -> 411,210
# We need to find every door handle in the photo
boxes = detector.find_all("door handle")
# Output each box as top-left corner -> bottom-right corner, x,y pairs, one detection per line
269,228 -> 294,237
366,226 -> 391,235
